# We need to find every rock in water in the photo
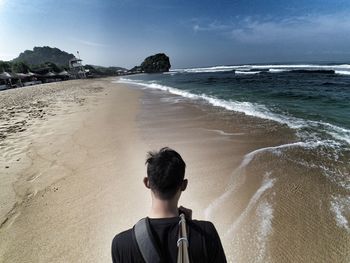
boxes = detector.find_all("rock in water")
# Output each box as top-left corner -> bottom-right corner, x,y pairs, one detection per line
140,53 -> 171,73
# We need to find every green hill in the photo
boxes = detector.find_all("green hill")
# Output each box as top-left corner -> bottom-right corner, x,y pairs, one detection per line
13,46 -> 75,67
85,65 -> 127,76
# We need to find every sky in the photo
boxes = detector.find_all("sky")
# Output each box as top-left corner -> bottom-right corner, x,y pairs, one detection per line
1,0 -> 350,69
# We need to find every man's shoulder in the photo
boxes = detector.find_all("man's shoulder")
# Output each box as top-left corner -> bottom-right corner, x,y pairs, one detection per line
191,219 -> 215,227
188,219 -> 218,238
188,220 -> 226,262
112,227 -> 137,255
112,227 -> 145,263
112,228 -> 134,247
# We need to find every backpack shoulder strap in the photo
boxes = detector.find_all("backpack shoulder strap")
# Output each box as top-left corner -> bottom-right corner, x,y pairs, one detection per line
133,218 -> 162,263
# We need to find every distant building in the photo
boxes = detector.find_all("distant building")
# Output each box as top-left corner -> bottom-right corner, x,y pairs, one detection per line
69,57 -> 86,79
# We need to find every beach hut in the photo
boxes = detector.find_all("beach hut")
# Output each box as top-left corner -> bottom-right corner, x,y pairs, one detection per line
14,73 -> 30,87
27,71 -> 37,77
42,72 -> 57,83
69,55 -> 86,79
23,72 -> 42,86
0,71 -> 12,80
44,72 -> 56,77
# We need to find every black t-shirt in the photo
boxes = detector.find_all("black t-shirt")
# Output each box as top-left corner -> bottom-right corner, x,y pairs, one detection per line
111,217 -> 227,263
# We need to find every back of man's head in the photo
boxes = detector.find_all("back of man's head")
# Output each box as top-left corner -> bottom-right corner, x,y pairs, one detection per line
145,147 -> 186,200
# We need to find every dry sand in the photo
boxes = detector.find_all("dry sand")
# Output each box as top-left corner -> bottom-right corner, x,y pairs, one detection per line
0,79 -> 149,262
1,78 -> 349,262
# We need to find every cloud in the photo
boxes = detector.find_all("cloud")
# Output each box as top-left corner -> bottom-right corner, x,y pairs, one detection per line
192,13 -> 350,46
71,38 -> 109,47
230,14 -> 350,44
0,0 -> 5,10
193,21 -> 230,32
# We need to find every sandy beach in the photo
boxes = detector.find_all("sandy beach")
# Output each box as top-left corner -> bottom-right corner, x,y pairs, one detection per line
0,79 -> 149,262
0,78 -> 349,262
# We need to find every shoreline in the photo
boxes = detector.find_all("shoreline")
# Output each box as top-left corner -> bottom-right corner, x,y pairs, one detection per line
128,80 -> 350,262
0,78 -> 349,262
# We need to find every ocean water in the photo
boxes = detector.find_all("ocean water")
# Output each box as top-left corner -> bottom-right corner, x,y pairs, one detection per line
119,64 -> 350,234
119,63 -> 350,182
120,64 -> 350,145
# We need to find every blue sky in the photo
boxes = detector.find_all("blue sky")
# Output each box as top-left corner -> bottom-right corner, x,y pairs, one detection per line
1,0 -> 350,68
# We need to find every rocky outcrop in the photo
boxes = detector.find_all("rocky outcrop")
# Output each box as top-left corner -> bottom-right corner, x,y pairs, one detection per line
140,53 -> 171,73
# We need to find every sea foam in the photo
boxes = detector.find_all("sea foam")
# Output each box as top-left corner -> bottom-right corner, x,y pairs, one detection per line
118,77 -> 350,145
225,172 -> 275,237
204,141 -> 319,220
255,200 -> 274,262
330,196 -> 350,232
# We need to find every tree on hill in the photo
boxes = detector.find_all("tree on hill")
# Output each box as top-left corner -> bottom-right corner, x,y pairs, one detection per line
13,46 -> 75,67
85,64 -> 127,76
0,61 -> 11,72
43,62 -> 62,73
11,61 -> 30,73
29,62 -> 62,74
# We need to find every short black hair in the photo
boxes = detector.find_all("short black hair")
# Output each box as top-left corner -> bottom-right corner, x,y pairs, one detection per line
145,147 -> 186,200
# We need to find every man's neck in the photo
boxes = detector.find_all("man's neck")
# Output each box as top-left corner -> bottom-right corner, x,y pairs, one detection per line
149,198 -> 179,218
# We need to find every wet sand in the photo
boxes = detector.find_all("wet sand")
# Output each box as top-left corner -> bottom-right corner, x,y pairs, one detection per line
135,86 -> 349,262
0,79 -> 349,262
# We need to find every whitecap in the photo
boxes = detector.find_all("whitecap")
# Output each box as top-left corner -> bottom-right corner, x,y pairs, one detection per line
173,65 -> 237,73
235,70 -> 261,75
335,70 -> 350,76
173,64 -> 350,74
269,68 -> 289,73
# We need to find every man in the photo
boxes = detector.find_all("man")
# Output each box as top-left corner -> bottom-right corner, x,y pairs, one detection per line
111,147 -> 227,263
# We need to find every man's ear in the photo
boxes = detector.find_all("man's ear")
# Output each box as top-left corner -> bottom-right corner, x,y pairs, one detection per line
181,179 -> 188,191
143,177 -> 150,189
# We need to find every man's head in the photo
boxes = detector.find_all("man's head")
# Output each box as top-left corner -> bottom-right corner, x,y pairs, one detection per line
144,147 -> 187,200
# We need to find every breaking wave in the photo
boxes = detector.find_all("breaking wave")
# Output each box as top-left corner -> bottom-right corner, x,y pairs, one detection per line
172,64 -> 350,75
118,77 -> 350,145
235,70 -> 261,75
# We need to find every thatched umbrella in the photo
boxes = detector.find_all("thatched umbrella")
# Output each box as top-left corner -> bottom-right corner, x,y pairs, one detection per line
0,72 -> 12,80
58,70 -> 69,76
44,72 -> 56,77
15,73 -> 29,79
27,71 -> 38,77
